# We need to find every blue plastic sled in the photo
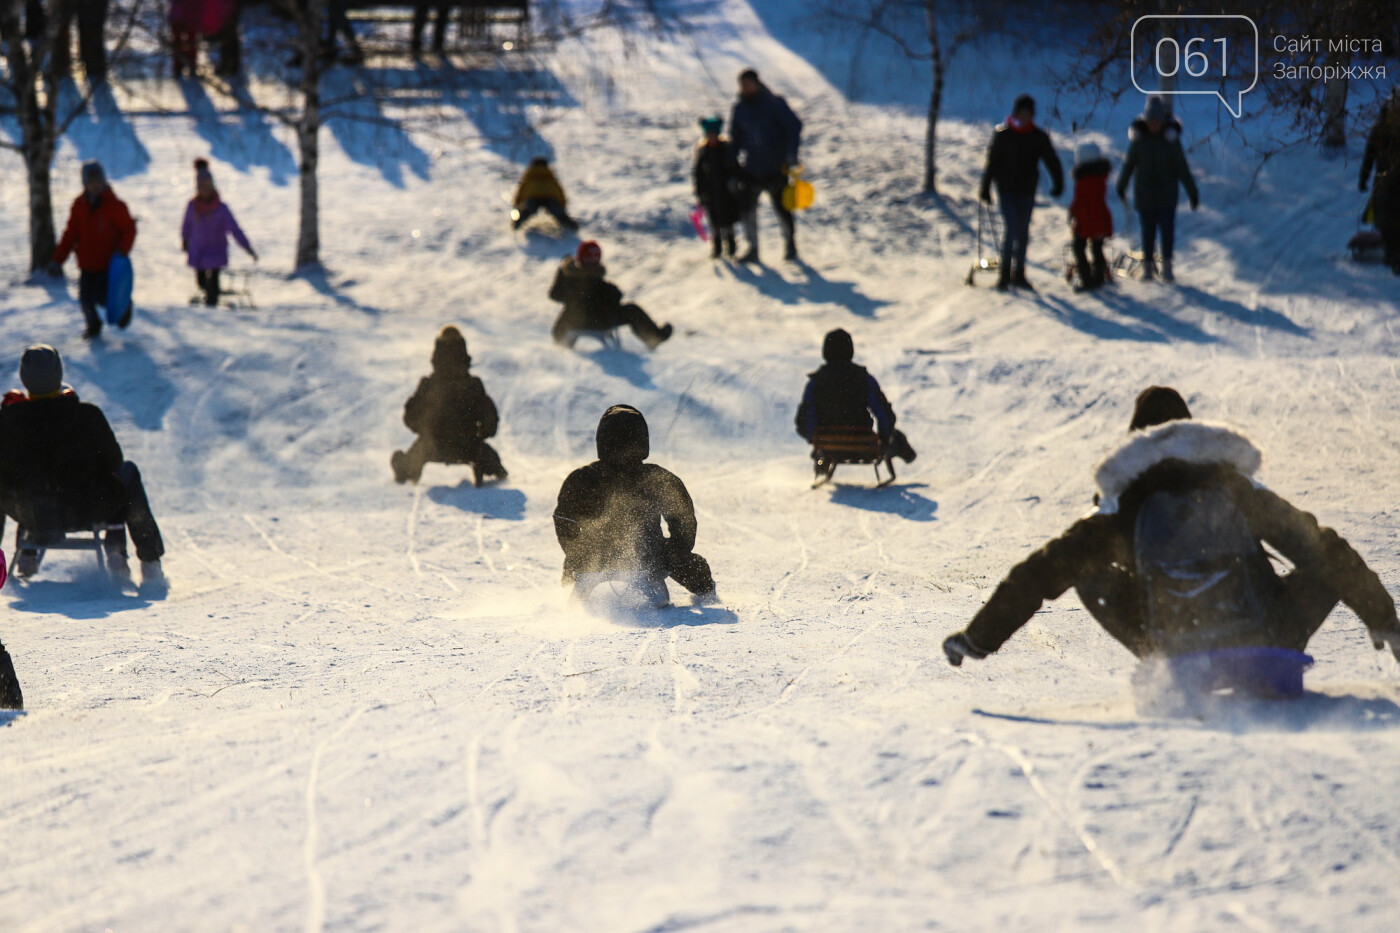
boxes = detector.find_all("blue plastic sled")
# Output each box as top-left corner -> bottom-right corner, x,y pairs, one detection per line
1167,647 -> 1314,700
104,254 -> 133,325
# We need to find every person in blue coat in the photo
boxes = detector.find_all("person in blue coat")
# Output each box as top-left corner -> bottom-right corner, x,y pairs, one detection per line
729,68 -> 803,263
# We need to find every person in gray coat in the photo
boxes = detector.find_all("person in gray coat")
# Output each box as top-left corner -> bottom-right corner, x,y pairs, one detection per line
1116,96 -> 1200,282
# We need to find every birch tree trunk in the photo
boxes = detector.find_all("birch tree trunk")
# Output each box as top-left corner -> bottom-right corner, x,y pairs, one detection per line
1,0 -> 65,272
922,0 -> 944,193
294,0 -> 325,269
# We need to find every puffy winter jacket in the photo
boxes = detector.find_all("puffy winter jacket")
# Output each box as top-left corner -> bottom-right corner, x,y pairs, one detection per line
0,392 -> 125,521
554,406 -> 698,582
402,370 -> 499,461
548,257 -> 625,332
53,188 -> 137,272
513,163 -> 567,208
182,196 -> 252,271
1069,158 -> 1114,240
795,362 -> 895,442
980,118 -> 1064,200
956,422 -> 1399,659
1116,117 -> 1199,212
729,86 -> 803,179
694,137 -> 740,226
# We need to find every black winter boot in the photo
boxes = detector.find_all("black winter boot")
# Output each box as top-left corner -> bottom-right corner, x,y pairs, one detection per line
0,646 -> 22,710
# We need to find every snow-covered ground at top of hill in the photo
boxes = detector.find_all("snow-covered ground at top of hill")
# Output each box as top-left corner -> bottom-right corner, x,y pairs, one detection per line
2,1 -> 1400,930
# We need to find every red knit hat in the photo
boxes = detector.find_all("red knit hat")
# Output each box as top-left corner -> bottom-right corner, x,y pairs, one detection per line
576,241 -> 603,266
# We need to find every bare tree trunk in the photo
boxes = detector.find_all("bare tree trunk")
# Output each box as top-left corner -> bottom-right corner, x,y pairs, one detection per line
295,0 -> 325,269
922,0 -> 943,192
1,0 -> 65,272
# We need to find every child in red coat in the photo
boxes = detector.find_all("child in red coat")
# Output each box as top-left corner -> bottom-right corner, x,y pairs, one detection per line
1069,142 -> 1113,291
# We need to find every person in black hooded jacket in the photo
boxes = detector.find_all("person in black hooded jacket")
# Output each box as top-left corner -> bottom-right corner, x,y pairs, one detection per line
795,329 -> 915,465
979,93 -> 1064,290
392,326 -> 507,487
554,405 -> 716,602
942,387 -> 1400,669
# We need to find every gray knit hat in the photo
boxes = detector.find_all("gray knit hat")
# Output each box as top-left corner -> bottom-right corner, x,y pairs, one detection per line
19,345 -> 62,396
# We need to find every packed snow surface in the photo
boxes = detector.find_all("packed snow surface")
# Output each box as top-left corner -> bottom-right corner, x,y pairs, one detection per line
3,2 -> 1400,930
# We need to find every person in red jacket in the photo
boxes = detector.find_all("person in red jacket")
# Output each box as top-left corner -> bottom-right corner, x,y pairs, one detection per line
49,161 -> 137,339
1068,142 -> 1113,291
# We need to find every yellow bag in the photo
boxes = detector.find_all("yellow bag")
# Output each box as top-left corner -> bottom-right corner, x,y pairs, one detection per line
782,168 -> 815,212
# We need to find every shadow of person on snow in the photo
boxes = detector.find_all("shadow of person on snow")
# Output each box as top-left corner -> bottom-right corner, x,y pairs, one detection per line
611,603 -> 741,628
5,577 -> 156,619
828,482 -> 938,522
577,346 -> 656,391
1033,291 -> 1213,344
179,78 -> 297,186
63,81 -> 151,179
729,261 -> 889,318
426,483 -> 527,521
0,711 -> 26,727
68,340 -> 179,432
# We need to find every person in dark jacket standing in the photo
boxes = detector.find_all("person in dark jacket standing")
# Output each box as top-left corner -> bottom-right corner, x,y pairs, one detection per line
795,329 -> 916,468
1360,90 -> 1400,273
942,387 -> 1400,671
554,405 -> 716,604
1068,142 -> 1113,291
1116,96 -> 1199,282
391,326 -> 507,487
49,161 -> 137,339
694,115 -> 739,259
0,346 -> 165,587
729,68 -> 803,263
979,94 -> 1064,291
548,241 -> 673,350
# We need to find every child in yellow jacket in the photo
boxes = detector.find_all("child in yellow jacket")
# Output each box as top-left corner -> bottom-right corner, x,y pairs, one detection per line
513,157 -> 579,231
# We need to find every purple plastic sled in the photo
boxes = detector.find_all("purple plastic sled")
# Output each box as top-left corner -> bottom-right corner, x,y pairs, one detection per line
1167,647 -> 1314,700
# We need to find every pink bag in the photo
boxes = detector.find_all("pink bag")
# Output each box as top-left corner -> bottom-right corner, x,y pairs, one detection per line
689,205 -> 709,242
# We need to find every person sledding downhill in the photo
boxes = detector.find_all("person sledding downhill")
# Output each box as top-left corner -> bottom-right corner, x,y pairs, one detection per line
1068,142 -> 1112,292
554,406 -> 717,607
979,94 -> 1064,291
1116,96 -> 1199,283
548,242 -> 673,350
0,346 -> 166,590
391,327 -> 507,487
512,157 -> 580,232
942,387 -> 1400,700
694,115 -> 740,259
48,161 -> 137,339
796,329 -> 916,487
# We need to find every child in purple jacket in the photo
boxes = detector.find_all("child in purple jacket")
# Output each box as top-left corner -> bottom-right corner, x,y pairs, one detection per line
181,159 -> 257,307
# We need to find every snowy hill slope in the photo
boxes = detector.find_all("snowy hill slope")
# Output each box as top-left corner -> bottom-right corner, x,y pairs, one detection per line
3,1 -> 1400,930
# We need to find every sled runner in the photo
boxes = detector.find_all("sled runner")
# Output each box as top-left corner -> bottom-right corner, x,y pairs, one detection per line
810,427 -> 895,489
964,200 -> 1003,286
104,253 -> 134,325
1111,208 -> 1152,280
558,328 -> 621,350
12,522 -> 125,579
188,270 -> 257,310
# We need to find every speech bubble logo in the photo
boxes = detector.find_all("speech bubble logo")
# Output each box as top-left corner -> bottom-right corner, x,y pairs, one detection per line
1131,15 -> 1259,119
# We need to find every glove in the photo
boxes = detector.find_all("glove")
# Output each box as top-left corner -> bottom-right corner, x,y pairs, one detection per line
1049,183 -> 1064,199
1372,627 -> 1400,662
978,187 -> 991,204
1360,178 -> 1369,192
45,261 -> 63,277
942,632 -> 988,667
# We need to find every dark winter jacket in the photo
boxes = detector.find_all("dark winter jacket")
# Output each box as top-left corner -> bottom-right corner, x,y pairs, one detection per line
980,117 -> 1064,200
958,422 -> 1399,659
1361,111 -> 1400,207
554,406 -> 699,582
694,137 -> 741,226
1116,117 -> 1199,213
0,391 -> 125,521
54,188 -> 137,272
730,86 -> 803,180
402,370 -> 499,461
1069,158 -> 1114,240
548,257 -> 626,333
795,362 -> 895,443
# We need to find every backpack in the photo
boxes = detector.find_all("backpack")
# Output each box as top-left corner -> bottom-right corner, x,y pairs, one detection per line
1132,483 -> 1270,655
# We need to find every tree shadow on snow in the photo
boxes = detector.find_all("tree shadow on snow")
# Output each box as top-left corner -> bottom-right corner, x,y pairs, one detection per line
578,346 -> 655,390
62,81 -> 151,179
323,68 -> 432,187
69,340 -> 179,431
828,482 -> 938,522
729,261 -> 888,318
426,483 -> 527,521
293,267 -> 385,316
1172,284 -> 1310,338
179,78 -> 297,186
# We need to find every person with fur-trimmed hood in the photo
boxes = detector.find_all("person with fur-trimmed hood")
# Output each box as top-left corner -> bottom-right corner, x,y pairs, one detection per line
392,326 -> 507,487
1116,96 -> 1199,282
942,386 -> 1400,668
548,241 -> 673,350
1068,142 -> 1113,291
554,405 -> 717,603
795,328 -> 916,464
694,115 -> 739,259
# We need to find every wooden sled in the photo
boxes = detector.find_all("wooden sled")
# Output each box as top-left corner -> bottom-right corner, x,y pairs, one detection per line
811,427 -> 895,489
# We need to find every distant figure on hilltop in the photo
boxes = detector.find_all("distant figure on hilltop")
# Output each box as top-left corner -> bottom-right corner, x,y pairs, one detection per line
979,93 -> 1064,291
729,68 -> 803,263
1360,89 -> 1400,274
554,405 -> 717,606
1116,96 -> 1199,283
693,115 -> 739,259
942,387 -> 1400,695
513,157 -> 579,231
181,159 -> 257,307
49,161 -> 137,340
548,242 -> 672,350
392,327 -> 508,487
